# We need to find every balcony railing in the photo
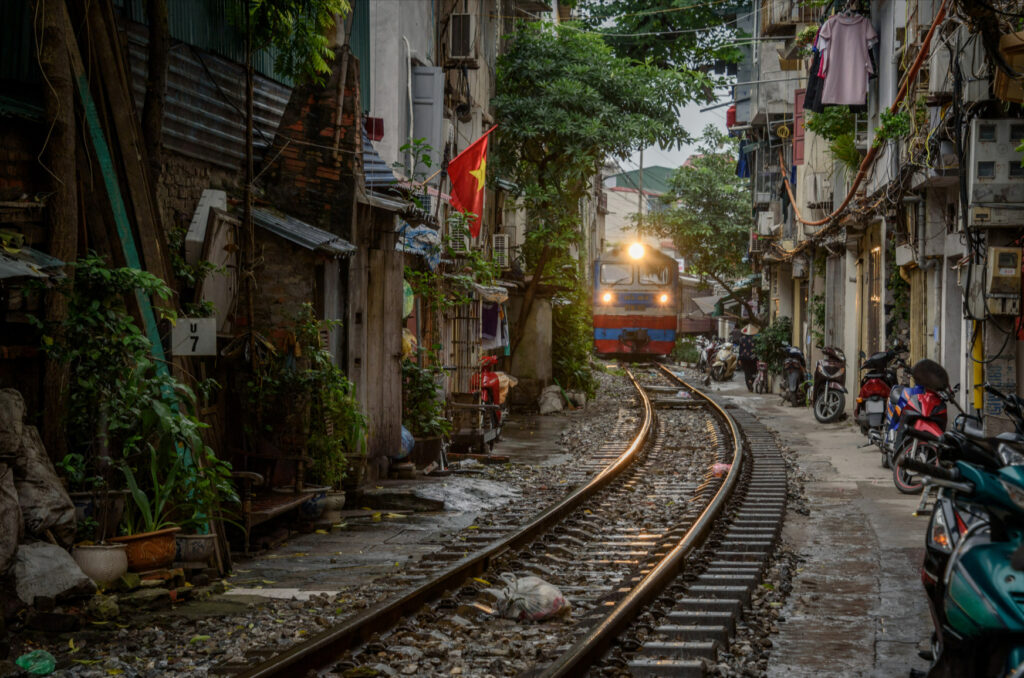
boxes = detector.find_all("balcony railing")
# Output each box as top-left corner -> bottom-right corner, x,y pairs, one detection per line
760,0 -> 819,36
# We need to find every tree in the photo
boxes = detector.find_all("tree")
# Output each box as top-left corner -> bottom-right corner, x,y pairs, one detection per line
247,0 -> 350,84
493,21 -> 713,353
573,0 -> 747,72
641,126 -> 758,322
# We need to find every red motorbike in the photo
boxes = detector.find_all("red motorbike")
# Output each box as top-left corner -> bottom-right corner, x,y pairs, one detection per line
855,347 -> 905,436
888,359 -> 950,494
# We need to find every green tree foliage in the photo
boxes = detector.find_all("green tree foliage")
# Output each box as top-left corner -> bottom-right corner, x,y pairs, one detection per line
247,0 -> 350,83
754,316 -> 793,375
641,126 -> 756,320
494,21 -> 711,350
572,0 -> 747,72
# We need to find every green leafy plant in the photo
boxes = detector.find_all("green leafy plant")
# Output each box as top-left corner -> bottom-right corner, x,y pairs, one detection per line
795,24 -> 818,48
831,133 -> 863,173
671,335 -> 701,364
804,106 -> 855,142
551,263 -> 598,398
401,353 -> 452,438
121,447 -> 183,535
809,293 -> 826,347
873,110 -> 911,147
244,303 -> 365,488
753,316 -> 794,375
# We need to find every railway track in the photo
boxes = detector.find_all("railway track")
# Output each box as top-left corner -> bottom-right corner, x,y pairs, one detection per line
214,366 -> 787,677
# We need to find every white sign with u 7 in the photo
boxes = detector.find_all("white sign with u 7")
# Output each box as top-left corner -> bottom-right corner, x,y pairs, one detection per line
171,317 -> 217,356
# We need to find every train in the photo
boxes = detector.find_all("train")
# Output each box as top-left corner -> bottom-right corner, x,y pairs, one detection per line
593,244 -> 680,357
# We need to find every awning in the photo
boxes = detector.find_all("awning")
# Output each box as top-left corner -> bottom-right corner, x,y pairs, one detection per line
363,132 -> 398,190
692,294 -> 723,316
0,245 -> 64,281
252,208 -> 356,256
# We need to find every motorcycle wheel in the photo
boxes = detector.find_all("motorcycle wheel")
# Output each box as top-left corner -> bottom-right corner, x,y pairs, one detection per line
892,440 -> 931,494
814,390 -> 845,423
754,378 -> 767,394
881,452 -> 890,469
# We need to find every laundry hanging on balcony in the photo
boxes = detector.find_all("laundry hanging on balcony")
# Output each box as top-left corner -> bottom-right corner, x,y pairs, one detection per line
817,13 -> 878,106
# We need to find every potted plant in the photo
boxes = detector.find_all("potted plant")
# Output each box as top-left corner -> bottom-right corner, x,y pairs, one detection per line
174,450 -> 240,569
110,447 -> 183,572
59,452 -> 129,544
401,354 -> 452,467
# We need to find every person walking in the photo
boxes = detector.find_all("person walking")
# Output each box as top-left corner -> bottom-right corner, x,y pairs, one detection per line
738,324 -> 759,392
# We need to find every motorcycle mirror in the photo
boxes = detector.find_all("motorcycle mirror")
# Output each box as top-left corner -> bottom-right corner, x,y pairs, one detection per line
858,350 -> 866,360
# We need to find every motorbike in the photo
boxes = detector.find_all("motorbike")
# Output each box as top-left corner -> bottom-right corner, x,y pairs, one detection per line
855,347 -> 906,436
876,359 -> 949,493
900,394 -> 1024,678
907,387 -> 1024,676
752,360 -> 770,394
711,342 -> 738,382
811,346 -> 847,423
695,336 -> 719,375
779,345 -> 808,407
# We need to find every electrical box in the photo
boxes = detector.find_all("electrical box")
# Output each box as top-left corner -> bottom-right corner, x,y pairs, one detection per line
986,247 -> 1022,315
968,119 -> 1024,227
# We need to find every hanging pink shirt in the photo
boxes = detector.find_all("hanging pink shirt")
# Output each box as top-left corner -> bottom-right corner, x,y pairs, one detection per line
818,15 -> 878,106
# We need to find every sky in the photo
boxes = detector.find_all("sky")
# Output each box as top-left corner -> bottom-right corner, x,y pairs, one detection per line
623,88 -> 731,174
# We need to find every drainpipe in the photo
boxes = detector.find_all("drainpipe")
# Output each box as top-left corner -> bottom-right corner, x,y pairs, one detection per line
403,36 -> 414,176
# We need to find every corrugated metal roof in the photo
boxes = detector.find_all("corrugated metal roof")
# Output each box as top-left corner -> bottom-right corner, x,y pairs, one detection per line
122,21 -> 290,170
363,132 -> 398,189
0,246 -> 64,281
115,0 -> 288,83
253,209 -> 355,256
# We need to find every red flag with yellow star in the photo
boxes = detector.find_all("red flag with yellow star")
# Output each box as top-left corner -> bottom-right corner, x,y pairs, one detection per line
447,126 -> 495,238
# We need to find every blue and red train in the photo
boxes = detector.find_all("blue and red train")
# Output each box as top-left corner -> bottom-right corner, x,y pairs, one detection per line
593,244 -> 679,357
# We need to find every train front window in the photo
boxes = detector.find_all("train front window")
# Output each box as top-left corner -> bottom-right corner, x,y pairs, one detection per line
639,263 -> 670,285
600,263 -> 632,285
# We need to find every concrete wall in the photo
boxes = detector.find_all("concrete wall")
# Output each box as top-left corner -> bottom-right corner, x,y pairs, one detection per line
363,0 -> 435,174
509,296 -> 552,405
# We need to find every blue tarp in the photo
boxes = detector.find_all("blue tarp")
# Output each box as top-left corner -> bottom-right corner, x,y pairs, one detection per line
396,222 -> 442,270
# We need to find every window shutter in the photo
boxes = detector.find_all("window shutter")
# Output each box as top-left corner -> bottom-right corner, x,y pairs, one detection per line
794,88 -> 806,166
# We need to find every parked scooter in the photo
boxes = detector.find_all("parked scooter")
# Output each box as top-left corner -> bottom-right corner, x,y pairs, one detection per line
779,345 -> 808,407
900,396 -> 1024,677
855,347 -> 906,436
906,386 -> 1024,676
875,359 -> 950,493
811,346 -> 847,423
711,342 -> 738,382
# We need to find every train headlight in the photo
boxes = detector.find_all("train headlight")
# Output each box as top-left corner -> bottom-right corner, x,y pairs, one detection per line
628,243 -> 645,260
602,292 -> 613,304
659,293 -> 670,304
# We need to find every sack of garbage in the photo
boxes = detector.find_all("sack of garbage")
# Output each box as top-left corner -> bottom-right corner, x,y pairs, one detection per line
396,426 -> 415,460
537,385 -> 564,415
482,573 -> 571,621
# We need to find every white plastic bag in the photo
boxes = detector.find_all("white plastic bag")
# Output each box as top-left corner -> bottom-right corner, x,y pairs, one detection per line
483,573 -> 571,621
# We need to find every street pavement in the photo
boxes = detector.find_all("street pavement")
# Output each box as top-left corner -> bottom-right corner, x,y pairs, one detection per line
706,371 -> 931,678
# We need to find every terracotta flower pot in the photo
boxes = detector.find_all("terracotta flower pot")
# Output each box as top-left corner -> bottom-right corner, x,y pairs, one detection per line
109,527 -> 180,572
72,543 -> 128,586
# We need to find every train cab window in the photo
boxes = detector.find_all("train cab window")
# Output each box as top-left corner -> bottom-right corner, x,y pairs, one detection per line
600,263 -> 633,285
639,262 -> 670,285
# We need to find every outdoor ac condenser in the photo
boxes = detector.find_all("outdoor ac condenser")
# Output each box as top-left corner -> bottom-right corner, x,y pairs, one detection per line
449,13 -> 475,59
968,119 -> 1024,227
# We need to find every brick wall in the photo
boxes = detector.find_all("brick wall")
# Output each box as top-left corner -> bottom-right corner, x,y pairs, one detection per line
251,230 -> 319,332
261,47 -> 360,239
156,154 -> 240,236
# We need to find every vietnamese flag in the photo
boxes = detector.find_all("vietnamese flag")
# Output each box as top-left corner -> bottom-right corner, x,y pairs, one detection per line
447,126 -> 495,238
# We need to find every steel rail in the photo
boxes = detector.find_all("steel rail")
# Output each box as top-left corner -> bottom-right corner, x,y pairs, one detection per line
233,370 -> 653,678
539,364 -> 744,677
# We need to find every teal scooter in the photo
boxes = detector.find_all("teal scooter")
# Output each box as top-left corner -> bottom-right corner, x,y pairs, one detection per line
903,430 -> 1024,678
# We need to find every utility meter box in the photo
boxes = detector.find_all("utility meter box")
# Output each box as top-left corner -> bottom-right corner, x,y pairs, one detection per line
986,247 -> 1022,315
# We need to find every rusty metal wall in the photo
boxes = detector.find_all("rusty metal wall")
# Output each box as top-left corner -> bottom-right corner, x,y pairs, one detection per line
448,297 -> 481,395
120,20 -> 290,171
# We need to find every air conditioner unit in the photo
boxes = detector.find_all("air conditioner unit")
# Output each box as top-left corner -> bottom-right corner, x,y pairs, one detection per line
808,173 -> 833,208
754,191 -> 772,205
757,210 -> 775,235
449,220 -> 471,254
985,246 -> 1022,315
967,119 -> 1024,227
928,43 -> 953,97
492,233 -> 510,269
449,13 -> 475,59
